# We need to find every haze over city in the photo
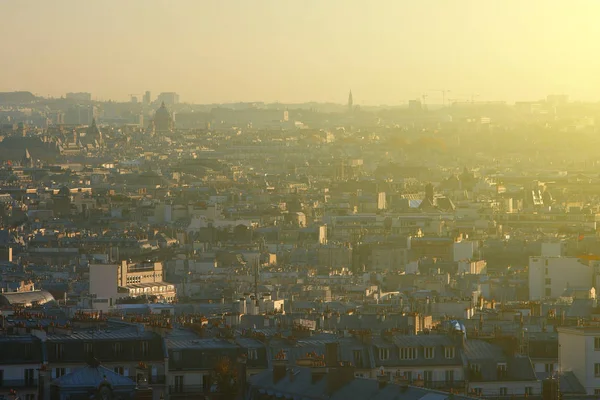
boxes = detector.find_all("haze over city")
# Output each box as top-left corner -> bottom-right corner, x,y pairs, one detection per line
4,2 -> 600,400
3,0 -> 600,104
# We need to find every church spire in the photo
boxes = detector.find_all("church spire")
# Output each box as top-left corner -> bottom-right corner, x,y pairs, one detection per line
348,90 -> 353,112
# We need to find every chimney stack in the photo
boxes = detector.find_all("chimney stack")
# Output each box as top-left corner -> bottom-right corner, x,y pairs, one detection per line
377,373 -> 388,390
273,351 -> 288,383
325,342 -> 339,367
237,356 -> 248,398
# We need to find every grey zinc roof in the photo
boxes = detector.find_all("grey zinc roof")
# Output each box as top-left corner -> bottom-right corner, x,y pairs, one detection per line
373,335 -> 464,368
463,340 -> 505,361
167,337 -> 238,350
464,340 -> 537,382
46,327 -> 155,342
248,367 -> 476,400
51,365 -> 136,388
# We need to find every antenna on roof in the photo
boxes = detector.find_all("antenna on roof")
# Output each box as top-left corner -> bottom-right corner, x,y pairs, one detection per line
254,257 -> 259,302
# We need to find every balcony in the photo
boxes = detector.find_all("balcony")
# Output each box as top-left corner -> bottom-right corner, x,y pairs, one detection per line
397,378 -> 465,392
0,379 -> 38,389
168,385 -> 208,399
424,380 -> 466,391
128,375 -> 166,385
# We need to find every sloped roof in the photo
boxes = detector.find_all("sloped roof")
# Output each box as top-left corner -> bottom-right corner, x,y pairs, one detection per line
0,290 -> 55,306
51,365 -> 136,388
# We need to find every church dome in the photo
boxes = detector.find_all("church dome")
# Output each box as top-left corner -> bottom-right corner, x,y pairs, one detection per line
154,102 -> 173,132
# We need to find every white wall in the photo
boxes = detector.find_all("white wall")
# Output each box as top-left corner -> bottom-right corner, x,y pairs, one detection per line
541,242 -> 564,257
558,328 -> 600,395
529,257 -> 592,300
89,264 -> 119,311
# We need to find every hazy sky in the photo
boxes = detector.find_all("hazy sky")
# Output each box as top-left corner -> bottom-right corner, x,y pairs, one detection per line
2,0 -> 600,105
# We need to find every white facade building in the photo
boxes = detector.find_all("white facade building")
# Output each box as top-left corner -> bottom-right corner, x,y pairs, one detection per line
558,326 -> 600,395
89,263 -> 119,312
528,256 -> 593,300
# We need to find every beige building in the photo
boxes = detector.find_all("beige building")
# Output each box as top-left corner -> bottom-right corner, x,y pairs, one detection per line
118,260 -> 163,286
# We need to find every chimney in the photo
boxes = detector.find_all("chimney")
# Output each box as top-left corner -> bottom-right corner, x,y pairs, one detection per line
237,356 -> 248,398
377,373 -> 388,390
38,365 -> 51,400
326,362 -> 355,395
273,355 -> 287,384
325,342 -> 339,367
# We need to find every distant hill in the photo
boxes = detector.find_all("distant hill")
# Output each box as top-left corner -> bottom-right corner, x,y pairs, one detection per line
0,92 -> 37,103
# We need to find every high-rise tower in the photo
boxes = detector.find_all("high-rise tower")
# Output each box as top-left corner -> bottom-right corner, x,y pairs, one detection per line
348,90 -> 353,112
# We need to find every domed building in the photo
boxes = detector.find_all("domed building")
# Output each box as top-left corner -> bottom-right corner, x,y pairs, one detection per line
154,102 -> 174,133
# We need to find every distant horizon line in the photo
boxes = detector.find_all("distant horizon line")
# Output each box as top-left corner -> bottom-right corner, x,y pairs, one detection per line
0,90 -> 587,106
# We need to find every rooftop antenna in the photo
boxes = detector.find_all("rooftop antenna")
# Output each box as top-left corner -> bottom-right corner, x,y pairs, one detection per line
254,257 -> 259,302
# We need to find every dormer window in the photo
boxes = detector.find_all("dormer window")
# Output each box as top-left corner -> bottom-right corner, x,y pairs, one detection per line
445,346 -> 455,359
248,349 -> 258,360
424,347 -> 435,359
379,348 -> 390,361
113,342 -> 123,356
400,347 -> 417,360
497,363 -> 507,379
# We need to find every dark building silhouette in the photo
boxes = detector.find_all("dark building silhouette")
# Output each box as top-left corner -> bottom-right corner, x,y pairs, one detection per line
154,102 -> 174,133
348,90 -> 353,112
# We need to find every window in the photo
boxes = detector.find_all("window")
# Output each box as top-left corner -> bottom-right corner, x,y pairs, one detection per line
25,395 -> 35,400
497,363 -> 507,379
353,350 -> 363,367
172,351 -> 182,362
113,342 -> 123,356
400,347 -> 417,360
545,268 -> 549,275
545,288 -> 551,297
55,368 -> 66,378
405,371 -> 413,382
24,369 -> 34,386
545,278 -> 551,285
545,363 -> 554,373
84,342 -> 93,355
0,369 -> 4,386
445,370 -> 454,383
445,346 -> 455,359
248,348 -> 258,360
114,366 -> 124,376
55,343 -> 64,360
424,370 -> 433,383
595,363 -> 600,377
24,344 -> 32,358
379,348 -> 390,361
424,347 -> 434,359
141,341 -> 149,356
473,388 -> 482,396
202,375 -> 211,390
499,387 -> 508,396
174,375 -> 184,393
595,337 -> 600,351
526,387 -> 533,396
595,389 -> 600,396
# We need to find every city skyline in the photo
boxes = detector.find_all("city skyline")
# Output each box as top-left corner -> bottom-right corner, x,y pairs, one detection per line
2,0 -> 600,105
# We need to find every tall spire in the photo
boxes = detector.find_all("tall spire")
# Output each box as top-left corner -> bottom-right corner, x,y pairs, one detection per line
348,90 -> 353,112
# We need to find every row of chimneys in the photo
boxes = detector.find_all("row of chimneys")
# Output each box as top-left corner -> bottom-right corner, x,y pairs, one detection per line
272,342 -> 356,395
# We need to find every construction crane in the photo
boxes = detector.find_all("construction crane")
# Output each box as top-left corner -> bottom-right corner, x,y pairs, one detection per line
429,89 -> 451,106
